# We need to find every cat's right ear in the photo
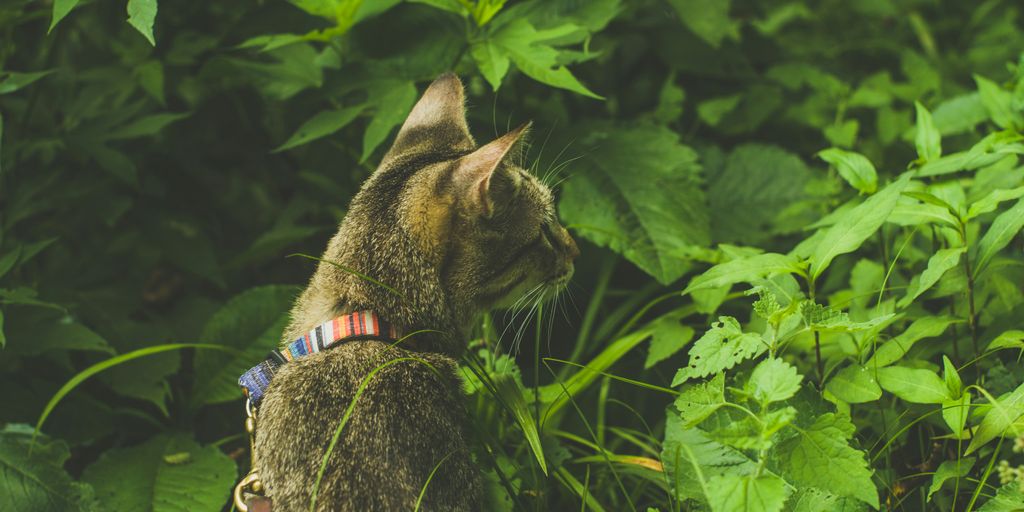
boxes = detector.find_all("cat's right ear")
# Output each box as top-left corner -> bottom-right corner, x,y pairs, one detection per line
382,73 -> 475,163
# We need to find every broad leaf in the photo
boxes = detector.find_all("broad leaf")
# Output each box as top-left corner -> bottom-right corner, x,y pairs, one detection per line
866,316 -> 961,367
191,285 -> 298,405
273,106 -> 363,152
974,74 -> 1023,130
967,381 -> 1024,455
667,0 -> 739,48
927,458 -> 974,501
49,0 -> 81,32
361,80 -> 417,161
0,425 -> 94,512
745,357 -> 802,405
810,173 -> 911,280
127,0 -> 158,46
776,413 -> 878,508
898,249 -> 965,307
942,393 -> 970,436
674,373 -> 725,427
706,473 -> 790,512
491,19 -> 600,98
826,364 -> 881,404
0,70 -> 55,95
646,313 -> 696,368
974,198 -> 1024,277
82,434 -> 235,511
672,317 -> 765,385
684,253 -> 802,295
817,148 -> 877,194
471,40 -> 510,90
560,123 -> 709,284
978,485 -> 1024,511
987,330 -> 1024,352
876,366 -> 952,404
662,412 -> 755,503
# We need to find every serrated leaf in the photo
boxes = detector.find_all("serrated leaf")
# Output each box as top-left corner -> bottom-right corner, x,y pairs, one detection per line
818,148 -> 877,194
899,249 -> 965,307
777,413 -> 878,508
707,473 -> 790,512
273,106 -> 363,152
82,434 -> 235,511
977,484 -> 1024,511
876,366 -> 952,404
191,285 -> 298,405
126,0 -> 158,46
866,316 -> 961,368
471,40 -> 511,90
746,357 -> 802,405
914,101 -> 942,162
672,317 -> 765,385
674,373 -> 725,427
810,173 -> 911,280
0,425 -> 94,512
974,198 -> 1024,277
49,0 -> 81,33
667,0 -> 740,48
361,80 -> 417,161
826,364 -> 881,404
684,253 -> 802,295
967,381 -> 1024,455
662,412 -> 756,503
927,458 -> 974,501
560,123 -> 709,284
646,314 -> 696,368
492,19 -> 600,98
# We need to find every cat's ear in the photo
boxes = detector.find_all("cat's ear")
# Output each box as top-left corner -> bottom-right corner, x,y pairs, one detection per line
454,122 -> 531,217
384,73 -> 474,161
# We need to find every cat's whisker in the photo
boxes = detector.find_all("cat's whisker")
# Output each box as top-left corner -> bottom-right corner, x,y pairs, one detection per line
542,152 -> 582,187
496,283 -> 545,359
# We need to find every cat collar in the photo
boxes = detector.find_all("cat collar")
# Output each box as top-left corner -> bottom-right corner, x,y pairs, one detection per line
237,310 -> 400,409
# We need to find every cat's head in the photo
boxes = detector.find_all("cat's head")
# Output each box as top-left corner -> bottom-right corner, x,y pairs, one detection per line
331,74 -> 578,337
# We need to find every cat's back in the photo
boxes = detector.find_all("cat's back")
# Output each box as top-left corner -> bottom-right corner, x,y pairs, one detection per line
254,340 -> 481,511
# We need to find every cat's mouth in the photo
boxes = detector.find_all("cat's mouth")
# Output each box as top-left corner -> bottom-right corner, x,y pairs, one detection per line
547,265 -> 574,288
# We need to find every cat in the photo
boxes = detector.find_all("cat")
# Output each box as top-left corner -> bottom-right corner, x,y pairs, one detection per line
252,73 -> 579,511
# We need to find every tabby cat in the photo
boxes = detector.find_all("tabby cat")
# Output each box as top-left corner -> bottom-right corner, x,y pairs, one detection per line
254,73 -> 579,511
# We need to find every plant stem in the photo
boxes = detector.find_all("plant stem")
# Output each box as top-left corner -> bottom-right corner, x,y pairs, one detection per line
959,224 -> 980,356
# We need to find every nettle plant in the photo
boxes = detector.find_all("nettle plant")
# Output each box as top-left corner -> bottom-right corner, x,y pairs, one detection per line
653,71 -> 1024,510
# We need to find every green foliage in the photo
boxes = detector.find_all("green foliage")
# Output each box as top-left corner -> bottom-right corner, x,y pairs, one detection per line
3,1 -> 1024,511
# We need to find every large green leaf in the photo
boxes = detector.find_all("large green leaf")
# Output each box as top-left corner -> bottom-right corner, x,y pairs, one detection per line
967,381 -> 1024,455
707,473 -> 790,512
560,123 -> 709,284
674,373 -> 725,427
191,285 -> 298,405
490,18 -> 600,98
776,413 -> 878,508
274,106 -> 364,152
684,252 -> 803,295
866,316 -> 961,368
0,425 -> 94,512
817,148 -> 877,194
745,357 -> 802,405
876,366 -> 952,404
661,412 -> 755,503
126,0 -> 158,46
898,249 -> 965,307
645,313 -> 696,369
672,317 -> 765,384
82,434 -> 235,512
927,457 -> 974,501
974,198 -> 1024,277
826,364 -> 881,404
809,173 -> 911,280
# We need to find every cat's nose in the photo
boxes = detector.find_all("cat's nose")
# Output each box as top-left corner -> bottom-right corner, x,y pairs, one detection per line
559,226 -> 580,260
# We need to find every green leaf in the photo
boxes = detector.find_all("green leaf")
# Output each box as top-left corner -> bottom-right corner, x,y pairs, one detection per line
967,381 -> 1024,455
645,314 -> 696,369
674,373 -> 725,427
898,249 -> 965,307
5,317 -> 113,356
49,0 -> 81,33
864,317 -> 962,367
917,131 -> 1024,177
966,186 -> 1024,220
706,473 -> 790,512
789,488 -> 841,512
126,0 -> 158,46
978,484 -> 1024,511
661,412 -> 755,503
826,364 -> 882,404
273,106 -> 363,152
987,330 -> 1024,352
471,40 -> 511,91
974,198 -> 1024,277
942,355 -> 962,397
746,357 -> 802,405
0,70 -> 55,95
192,285 -> 298,405
975,74 -> 1023,130
876,366 -> 952,404
819,148 -> 876,195
361,80 -> 417,162
0,425 -> 94,512
560,124 -> 709,284
0,246 -> 20,281
913,101 -> 942,162
777,413 -> 878,508
667,0 -> 740,48
942,393 -> 970,436
810,173 -> 911,280
409,0 -> 467,17
82,434 -> 235,511
697,95 -> 741,126
684,253 -> 802,295
927,457 -> 974,501
491,371 -> 548,475
107,112 -> 189,140
672,317 -> 765,385
491,19 -> 601,99
931,93 -> 988,135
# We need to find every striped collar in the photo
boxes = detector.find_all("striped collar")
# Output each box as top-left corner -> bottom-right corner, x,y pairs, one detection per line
238,310 -> 399,408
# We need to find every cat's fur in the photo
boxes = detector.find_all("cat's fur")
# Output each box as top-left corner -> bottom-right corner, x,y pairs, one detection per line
254,74 -> 579,511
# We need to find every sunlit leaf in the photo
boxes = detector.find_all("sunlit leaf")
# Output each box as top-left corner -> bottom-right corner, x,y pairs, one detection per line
126,0 -> 158,46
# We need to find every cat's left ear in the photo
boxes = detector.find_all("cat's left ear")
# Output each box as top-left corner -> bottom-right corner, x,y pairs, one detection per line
454,122 -> 531,217
383,73 -> 475,163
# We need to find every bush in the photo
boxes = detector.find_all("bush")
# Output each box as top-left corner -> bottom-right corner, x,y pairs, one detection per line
1,0 -> 1023,510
